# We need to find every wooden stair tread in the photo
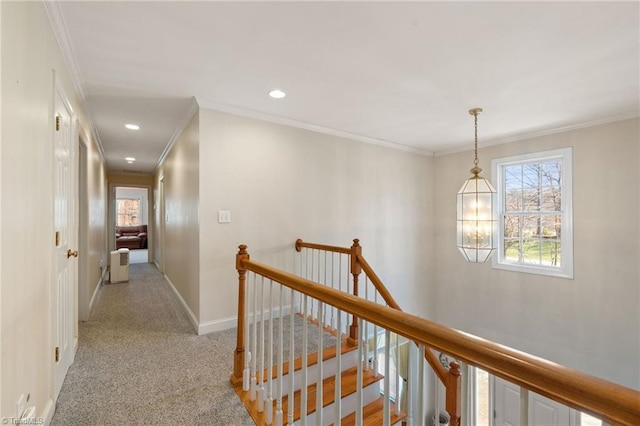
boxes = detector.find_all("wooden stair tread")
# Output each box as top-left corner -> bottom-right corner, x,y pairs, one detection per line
258,339 -> 357,382
235,365 -> 383,425
337,398 -> 406,426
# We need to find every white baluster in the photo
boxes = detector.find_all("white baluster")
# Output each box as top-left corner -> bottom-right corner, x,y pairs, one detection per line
334,306 -> 342,425
301,294 -> 308,426
435,365 -> 440,426
250,273 -> 258,401
288,289 -> 295,426
316,301 -> 324,425
384,329 -> 391,426
330,253 -> 336,329
275,284 -> 284,425
395,334 -> 400,415
356,318 -> 364,425
417,344 -> 425,426
323,252 -> 328,327
520,387 -> 530,426
243,272 -> 251,391
373,291 -> 379,377
364,276 -> 369,372
266,280 -> 274,424
406,343 -> 414,426
258,276 -> 265,412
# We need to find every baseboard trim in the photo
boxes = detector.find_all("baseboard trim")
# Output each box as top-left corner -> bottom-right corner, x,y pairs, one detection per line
163,274 -> 199,334
88,271 -> 105,314
42,398 -> 54,425
153,260 -> 161,270
198,304 -> 298,335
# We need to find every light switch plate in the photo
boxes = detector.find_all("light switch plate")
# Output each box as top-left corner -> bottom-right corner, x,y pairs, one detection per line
218,210 -> 231,223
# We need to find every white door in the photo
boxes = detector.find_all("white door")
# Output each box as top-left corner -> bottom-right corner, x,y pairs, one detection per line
494,377 -> 521,426
529,392 -> 571,426
53,86 -> 78,398
493,377 -> 573,426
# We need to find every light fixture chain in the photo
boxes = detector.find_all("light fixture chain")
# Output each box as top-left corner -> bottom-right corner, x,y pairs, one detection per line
474,112 -> 479,167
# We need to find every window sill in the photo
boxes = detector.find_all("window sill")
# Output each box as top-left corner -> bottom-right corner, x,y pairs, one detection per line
492,261 -> 573,279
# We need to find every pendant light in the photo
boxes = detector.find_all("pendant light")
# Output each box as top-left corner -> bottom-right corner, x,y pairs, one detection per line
456,108 -> 497,263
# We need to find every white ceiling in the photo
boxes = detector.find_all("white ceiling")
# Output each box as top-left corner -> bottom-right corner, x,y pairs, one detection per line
51,1 -> 639,173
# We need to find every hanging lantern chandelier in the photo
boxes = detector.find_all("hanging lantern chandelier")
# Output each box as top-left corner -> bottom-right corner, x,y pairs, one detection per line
456,108 -> 497,263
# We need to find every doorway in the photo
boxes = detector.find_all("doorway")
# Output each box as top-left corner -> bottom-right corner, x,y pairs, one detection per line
114,186 -> 150,264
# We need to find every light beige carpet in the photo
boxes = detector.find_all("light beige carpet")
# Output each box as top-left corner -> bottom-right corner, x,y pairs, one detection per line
51,263 -> 254,426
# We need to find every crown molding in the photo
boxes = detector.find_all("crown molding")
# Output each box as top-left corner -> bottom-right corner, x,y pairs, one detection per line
44,0 -> 106,162
155,98 -> 200,171
196,98 -> 435,157
434,111 -> 640,157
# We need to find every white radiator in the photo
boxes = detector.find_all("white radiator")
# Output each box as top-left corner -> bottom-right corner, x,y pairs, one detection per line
110,248 -> 129,283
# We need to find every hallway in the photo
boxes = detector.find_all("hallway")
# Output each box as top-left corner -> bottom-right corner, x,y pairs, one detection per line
51,263 -> 252,425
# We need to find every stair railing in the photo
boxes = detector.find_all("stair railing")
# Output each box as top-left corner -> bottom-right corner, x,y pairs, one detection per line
232,243 -> 640,426
296,238 -> 461,425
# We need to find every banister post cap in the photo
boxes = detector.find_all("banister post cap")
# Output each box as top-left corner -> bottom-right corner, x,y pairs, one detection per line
236,244 -> 249,270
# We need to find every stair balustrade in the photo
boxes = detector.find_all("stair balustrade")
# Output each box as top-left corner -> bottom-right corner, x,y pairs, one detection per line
231,241 -> 640,426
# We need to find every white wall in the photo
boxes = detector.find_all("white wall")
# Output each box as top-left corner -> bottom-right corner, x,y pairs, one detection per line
433,118 -> 640,389
198,108 -> 435,332
1,0 -> 107,420
115,187 -> 149,225
155,111 -> 200,323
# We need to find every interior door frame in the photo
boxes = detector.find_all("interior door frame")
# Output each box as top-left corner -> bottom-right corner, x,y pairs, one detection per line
51,73 -> 79,400
78,135 -> 89,321
108,182 -> 154,262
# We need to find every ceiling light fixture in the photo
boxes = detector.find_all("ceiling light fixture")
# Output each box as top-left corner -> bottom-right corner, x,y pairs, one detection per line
125,157 -> 136,161
125,124 -> 140,130
456,108 -> 497,263
268,89 -> 286,99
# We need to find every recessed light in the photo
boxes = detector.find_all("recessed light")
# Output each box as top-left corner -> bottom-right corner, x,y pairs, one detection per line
125,157 -> 136,161
268,89 -> 286,99
125,124 -> 140,130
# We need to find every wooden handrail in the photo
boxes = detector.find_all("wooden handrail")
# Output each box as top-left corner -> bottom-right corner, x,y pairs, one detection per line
237,254 -> 640,426
357,253 -> 449,382
297,238 -> 459,422
295,238 -> 351,254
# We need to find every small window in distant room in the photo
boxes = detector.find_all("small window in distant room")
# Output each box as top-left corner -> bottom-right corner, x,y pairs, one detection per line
491,148 -> 573,278
116,198 -> 140,226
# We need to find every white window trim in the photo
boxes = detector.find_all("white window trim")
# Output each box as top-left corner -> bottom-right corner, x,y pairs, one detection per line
491,148 -> 573,279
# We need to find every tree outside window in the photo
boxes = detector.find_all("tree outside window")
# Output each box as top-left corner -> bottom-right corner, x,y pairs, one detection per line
117,199 -> 140,226
492,148 -> 573,279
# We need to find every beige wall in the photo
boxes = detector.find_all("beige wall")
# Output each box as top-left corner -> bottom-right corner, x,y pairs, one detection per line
198,109 -> 435,331
154,111 -> 200,323
1,0 -> 107,420
107,172 -> 154,187
80,129 -> 108,321
433,118 -> 640,389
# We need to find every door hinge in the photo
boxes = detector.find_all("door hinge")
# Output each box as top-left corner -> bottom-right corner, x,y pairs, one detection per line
55,346 -> 60,363
55,115 -> 60,131
55,231 -> 60,247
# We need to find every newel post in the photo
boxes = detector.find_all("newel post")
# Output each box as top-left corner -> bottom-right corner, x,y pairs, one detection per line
349,238 -> 362,342
445,361 -> 462,426
231,244 -> 249,386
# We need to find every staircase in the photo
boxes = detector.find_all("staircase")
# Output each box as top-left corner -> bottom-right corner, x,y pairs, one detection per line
233,318 -> 406,425
230,239 -> 640,426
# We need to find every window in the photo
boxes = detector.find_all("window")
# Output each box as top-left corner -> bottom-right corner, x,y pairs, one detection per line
116,198 -> 140,226
492,148 -> 573,278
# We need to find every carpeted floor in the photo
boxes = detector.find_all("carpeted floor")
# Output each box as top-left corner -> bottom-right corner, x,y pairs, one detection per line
51,263 -> 253,426
51,263 -> 339,426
